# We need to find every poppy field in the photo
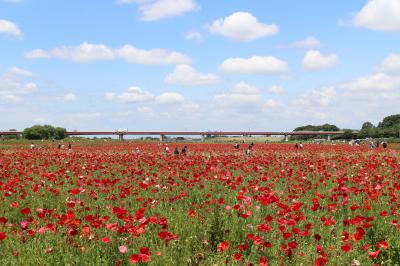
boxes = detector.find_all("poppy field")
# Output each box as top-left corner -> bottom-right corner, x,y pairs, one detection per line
0,142 -> 399,265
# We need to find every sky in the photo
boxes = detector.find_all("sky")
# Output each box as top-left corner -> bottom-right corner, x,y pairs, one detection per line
0,0 -> 399,131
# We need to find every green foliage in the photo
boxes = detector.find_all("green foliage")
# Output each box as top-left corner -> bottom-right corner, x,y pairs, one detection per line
359,121 -> 377,138
22,125 -> 67,140
293,124 -> 340,140
341,129 -> 356,139
378,114 -> 400,129
294,123 -> 340,132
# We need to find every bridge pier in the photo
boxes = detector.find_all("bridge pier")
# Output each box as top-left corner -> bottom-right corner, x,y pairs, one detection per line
118,134 -> 124,141
242,134 -> 246,143
159,134 -> 164,142
201,135 -> 205,142
327,134 -> 331,141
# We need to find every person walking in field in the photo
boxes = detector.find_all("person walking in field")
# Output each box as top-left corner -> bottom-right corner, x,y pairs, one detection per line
173,147 -> 179,156
181,145 -> 187,156
246,142 -> 254,155
68,142 -> 72,153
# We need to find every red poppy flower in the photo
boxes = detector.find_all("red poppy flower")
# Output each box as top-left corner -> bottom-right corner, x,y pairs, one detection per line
377,240 -> 388,249
369,250 -> 380,259
0,232 -> 6,241
217,241 -> 229,252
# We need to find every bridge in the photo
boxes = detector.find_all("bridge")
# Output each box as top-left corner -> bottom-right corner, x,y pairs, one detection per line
0,130 -> 344,141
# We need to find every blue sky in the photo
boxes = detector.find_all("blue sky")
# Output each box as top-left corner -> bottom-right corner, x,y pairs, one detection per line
0,0 -> 399,131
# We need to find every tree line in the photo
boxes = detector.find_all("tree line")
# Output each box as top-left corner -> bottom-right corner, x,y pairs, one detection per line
22,125 -> 67,140
293,114 -> 400,140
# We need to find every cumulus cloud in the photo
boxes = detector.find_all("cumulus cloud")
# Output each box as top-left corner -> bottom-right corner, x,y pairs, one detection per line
352,0 -> 400,32
295,86 -> 336,107
155,92 -> 185,104
220,56 -> 288,75
292,53 -> 400,124
105,86 -> 154,103
25,42 -> 113,63
287,36 -> 321,49
116,0 -> 198,21
164,65 -> 221,86
0,66 -> 37,102
117,45 -> 191,64
231,82 -> 261,94
302,50 -> 339,71
374,53 -> 400,73
185,30 -> 202,41
338,73 -> 400,91
140,0 -> 198,21
209,12 -> 278,41
269,85 -> 285,94
25,42 -> 191,65
24,49 -> 50,59
215,82 -> 263,107
0,19 -> 22,39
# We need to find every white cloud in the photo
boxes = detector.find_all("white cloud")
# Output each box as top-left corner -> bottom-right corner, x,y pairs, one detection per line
231,82 -> 261,94
164,65 -> 221,86
220,56 -> 288,75
375,53 -> 400,73
8,66 -> 32,77
155,92 -> 185,104
0,19 -> 22,39
287,36 -> 321,49
24,42 -> 114,63
105,86 -> 154,103
49,42 -> 114,63
295,86 -> 336,107
117,45 -> 191,65
209,12 -> 278,41
139,0 -> 198,21
353,0 -> 400,32
302,50 -> 339,71
24,49 -> 50,59
269,85 -> 285,94
185,30 -> 202,41
0,67 -> 37,102
214,82 -> 263,107
63,93 -> 77,102
25,42 -> 191,65
338,73 -> 400,91
262,99 -> 280,110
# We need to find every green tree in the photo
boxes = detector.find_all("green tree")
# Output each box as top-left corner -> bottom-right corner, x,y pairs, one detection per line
376,114 -> 400,138
54,127 -> 67,140
359,121 -> 377,138
342,129 -> 356,139
23,125 -> 67,140
293,124 -> 340,140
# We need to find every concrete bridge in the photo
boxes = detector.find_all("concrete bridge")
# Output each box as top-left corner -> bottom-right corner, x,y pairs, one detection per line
0,130 -> 344,141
